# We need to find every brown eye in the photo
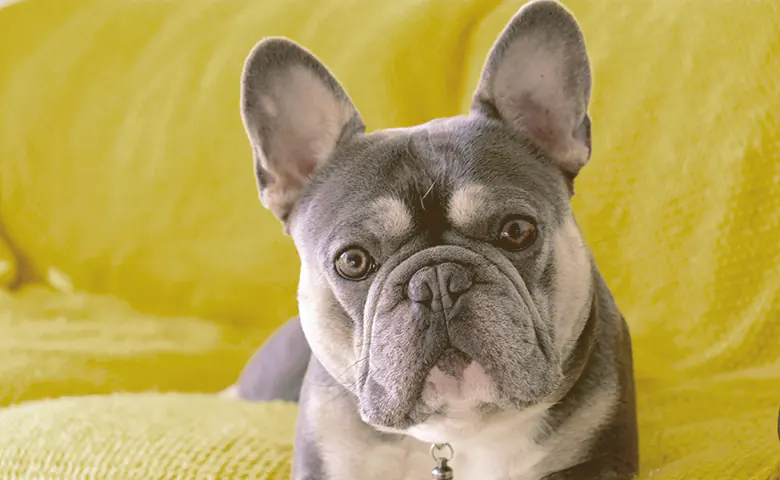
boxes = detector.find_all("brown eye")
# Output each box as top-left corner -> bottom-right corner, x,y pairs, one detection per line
498,217 -> 538,251
335,247 -> 375,280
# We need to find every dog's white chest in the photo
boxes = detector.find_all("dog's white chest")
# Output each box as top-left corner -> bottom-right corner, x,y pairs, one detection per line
353,438 -> 548,480
322,410 -> 551,480
443,411 -> 550,480
448,441 -> 549,480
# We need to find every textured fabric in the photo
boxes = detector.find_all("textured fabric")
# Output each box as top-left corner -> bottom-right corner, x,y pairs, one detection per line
0,0 -> 779,478
0,394 -> 297,479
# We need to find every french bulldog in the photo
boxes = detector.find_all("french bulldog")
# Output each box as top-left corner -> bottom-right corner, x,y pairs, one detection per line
228,1 -> 639,478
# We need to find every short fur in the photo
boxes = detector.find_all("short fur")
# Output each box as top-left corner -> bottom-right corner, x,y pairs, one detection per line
231,1 -> 638,478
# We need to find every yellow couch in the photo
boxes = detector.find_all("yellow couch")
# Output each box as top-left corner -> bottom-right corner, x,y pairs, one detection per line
0,0 -> 778,478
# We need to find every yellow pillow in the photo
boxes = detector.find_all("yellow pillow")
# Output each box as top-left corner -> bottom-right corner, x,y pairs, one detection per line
0,394 -> 297,479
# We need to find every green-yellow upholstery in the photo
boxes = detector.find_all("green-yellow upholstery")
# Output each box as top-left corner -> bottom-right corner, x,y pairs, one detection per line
0,0 -> 778,478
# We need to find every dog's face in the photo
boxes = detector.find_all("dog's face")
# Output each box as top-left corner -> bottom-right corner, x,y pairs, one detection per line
241,0 -> 594,442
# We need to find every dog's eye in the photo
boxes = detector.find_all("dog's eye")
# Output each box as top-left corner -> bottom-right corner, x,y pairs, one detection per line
334,247 -> 376,281
498,217 -> 537,251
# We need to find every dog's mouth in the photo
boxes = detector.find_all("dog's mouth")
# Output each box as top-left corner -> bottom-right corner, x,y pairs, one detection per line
392,350 -> 501,442
367,348 -> 501,438
434,348 -> 472,377
419,348 -> 497,408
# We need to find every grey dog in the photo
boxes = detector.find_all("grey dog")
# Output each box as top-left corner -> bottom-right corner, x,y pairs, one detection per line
226,1 -> 639,478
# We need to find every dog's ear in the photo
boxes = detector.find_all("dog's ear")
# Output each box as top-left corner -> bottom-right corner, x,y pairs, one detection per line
240,38 -> 364,223
471,0 -> 592,178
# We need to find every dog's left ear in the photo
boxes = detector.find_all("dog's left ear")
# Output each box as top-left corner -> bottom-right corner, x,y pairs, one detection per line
472,0 -> 592,178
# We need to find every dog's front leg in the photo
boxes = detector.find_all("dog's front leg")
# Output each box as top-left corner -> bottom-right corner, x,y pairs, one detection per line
290,357 -> 330,480
541,415 -> 639,480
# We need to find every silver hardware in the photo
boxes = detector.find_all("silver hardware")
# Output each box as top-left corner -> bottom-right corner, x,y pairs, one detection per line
430,443 -> 454,479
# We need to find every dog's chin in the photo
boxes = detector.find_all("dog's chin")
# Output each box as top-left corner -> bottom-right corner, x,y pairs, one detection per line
371,355 -> 502,443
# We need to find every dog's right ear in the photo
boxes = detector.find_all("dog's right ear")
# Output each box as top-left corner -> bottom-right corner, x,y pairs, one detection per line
240,38 -> 364,224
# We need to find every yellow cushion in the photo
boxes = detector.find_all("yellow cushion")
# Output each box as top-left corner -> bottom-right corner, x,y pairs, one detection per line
0,0 -> 779,478
0,394 -> 297,479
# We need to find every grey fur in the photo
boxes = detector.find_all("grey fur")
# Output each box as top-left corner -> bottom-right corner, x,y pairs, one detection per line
235,317 -> 310,402
235,1 -> 638,479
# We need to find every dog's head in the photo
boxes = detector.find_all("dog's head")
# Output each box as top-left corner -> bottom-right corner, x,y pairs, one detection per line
241,0 -> 595,442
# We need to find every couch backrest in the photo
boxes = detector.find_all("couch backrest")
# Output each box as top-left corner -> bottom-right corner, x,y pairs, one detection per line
1,0 -> 778,376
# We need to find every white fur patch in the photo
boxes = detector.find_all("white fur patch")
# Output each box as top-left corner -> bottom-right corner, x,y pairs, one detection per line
297,265 -> 358,385
402,402 -> 554,480
258,94 -> 278,118
551,215 -> 593,349
448,184 -> 488,228
409,362 -> 497,443
424,362 -> 495,404
453,403 -> 553,480
368,197 -> 413,237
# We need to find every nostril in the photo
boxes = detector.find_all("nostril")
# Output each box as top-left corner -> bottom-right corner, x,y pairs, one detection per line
444,265 -> 472,295
408,266 -> 435,304
437,263 -> 472,298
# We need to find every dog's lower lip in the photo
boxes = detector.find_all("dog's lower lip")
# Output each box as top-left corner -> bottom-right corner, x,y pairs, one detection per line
435,348 -> 472,377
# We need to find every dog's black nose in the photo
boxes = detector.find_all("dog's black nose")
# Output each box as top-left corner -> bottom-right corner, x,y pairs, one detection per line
407,262 -> 472,311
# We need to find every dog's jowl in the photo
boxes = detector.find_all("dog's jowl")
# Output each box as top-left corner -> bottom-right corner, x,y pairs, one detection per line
231,1 -> 639,478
